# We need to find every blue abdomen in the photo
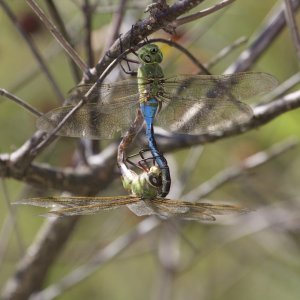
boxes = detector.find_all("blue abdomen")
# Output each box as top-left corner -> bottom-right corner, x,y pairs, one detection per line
140,98 -> 171,197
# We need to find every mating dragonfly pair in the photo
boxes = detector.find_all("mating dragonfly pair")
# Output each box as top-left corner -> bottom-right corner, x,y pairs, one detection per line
20,44 -> 277,220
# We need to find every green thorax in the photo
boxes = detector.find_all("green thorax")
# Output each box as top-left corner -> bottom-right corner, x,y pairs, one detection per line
121,166 -> 161,200
137,44 -> 164,102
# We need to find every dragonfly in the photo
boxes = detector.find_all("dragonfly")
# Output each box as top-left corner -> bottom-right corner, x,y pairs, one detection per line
17,150 -> 249,221
37,43 -> 278,197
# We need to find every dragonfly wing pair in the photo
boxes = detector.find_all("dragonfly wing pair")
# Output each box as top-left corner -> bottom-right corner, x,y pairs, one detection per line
18,196 -> 249,221
37,72 -> 277,139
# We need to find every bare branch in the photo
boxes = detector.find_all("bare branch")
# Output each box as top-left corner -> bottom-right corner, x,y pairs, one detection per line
90,0 -> 206,82
0,88 -> 42,117
26,0 -> 88,74
46,0 -> 82,82
29,217 -> 160,300
82,0 -> 95,67
105,0 -> 129,49
1,217 -> 79,300
0,0 -> 64,102
226,0 -> 300,73
284,0 -> 300,62
261,72 -> 300,103
206,36 -> 248,69
176,0 -> 235,26
185,138 -> 298,200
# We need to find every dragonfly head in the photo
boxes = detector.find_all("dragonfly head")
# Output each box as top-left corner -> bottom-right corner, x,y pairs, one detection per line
138,44 -> 163,64
146,165 -> 162,187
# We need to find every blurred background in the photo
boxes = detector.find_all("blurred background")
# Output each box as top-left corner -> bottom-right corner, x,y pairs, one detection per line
1,0 -> 300,299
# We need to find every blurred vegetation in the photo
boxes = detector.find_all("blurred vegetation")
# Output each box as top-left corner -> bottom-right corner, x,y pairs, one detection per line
1,0 -> 300,300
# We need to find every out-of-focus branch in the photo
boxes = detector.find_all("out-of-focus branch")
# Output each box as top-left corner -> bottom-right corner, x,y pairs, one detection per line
46,0 -> 82,82
0,89 -> 42,117
1,217 -> 79,300
206,36 -> 248,69
105,0 -> 129,49
226,0 -> 300,73
184,138 -> 299,200
26,0 -> 87,73
175,0 -> 235,26
284,0 -> 300,63
0,0 -> 64,102
0,142 -> 117,194
261,72 -> 300,102
28,217 -> 160,300
82,0 -> 94,67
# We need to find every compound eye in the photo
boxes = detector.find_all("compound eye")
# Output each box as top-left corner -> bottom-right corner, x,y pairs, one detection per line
148,174 -> 162,187
150,47 -> 157,54
144,55 -> 151,62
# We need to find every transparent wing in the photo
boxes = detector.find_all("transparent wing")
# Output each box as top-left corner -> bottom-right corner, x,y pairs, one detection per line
16,195 -> 140,216
37,97 -> 139,139
155,72 -> 277,134
128,199 -> 249,221
162,72 -> 278,101
17,196 -> 249,220
71,78 -> 140,105
156,96 -> 253,134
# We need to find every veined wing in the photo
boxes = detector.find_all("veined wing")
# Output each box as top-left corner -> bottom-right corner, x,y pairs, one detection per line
148,199 -> 249,221
17,195 -> 140,216
17,196 -> 249,220
155,72 -> 277,135
128,198 -> 249,221
156,95 -> 253,134
162,72 -> 278,101
37,95 -> 139,139
71,78 -> 141,105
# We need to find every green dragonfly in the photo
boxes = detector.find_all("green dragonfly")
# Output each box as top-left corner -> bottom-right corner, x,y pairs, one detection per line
18,151 -> 248,221
18,104 -> 249,221
37,44 -> 278,140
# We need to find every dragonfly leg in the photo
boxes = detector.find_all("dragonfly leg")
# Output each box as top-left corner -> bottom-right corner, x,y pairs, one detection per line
119,62 -> 138,76
126,149 -> 160,172
138,148 -> 157,167
126,151 -> 149,172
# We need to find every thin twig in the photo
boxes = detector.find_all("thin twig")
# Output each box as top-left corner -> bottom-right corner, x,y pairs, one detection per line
0,179 -> 25,257
184,138 -> 298,200
46,0 -> 82,82
89,0 -> 207,82
105,0 -> 129,49
284,0 -> 300,63
206,36 -> 248,69
261,72 -> 300,103
0,216 -> 15,269
176,0 -> 235,26
226,0 -> 300,73
26,0 -> 87,74
0,89 -> 42,117
0,0 -> 65,102
82,0 -> 94,67
152,221 -> 180,300
147,38 -> 209,74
